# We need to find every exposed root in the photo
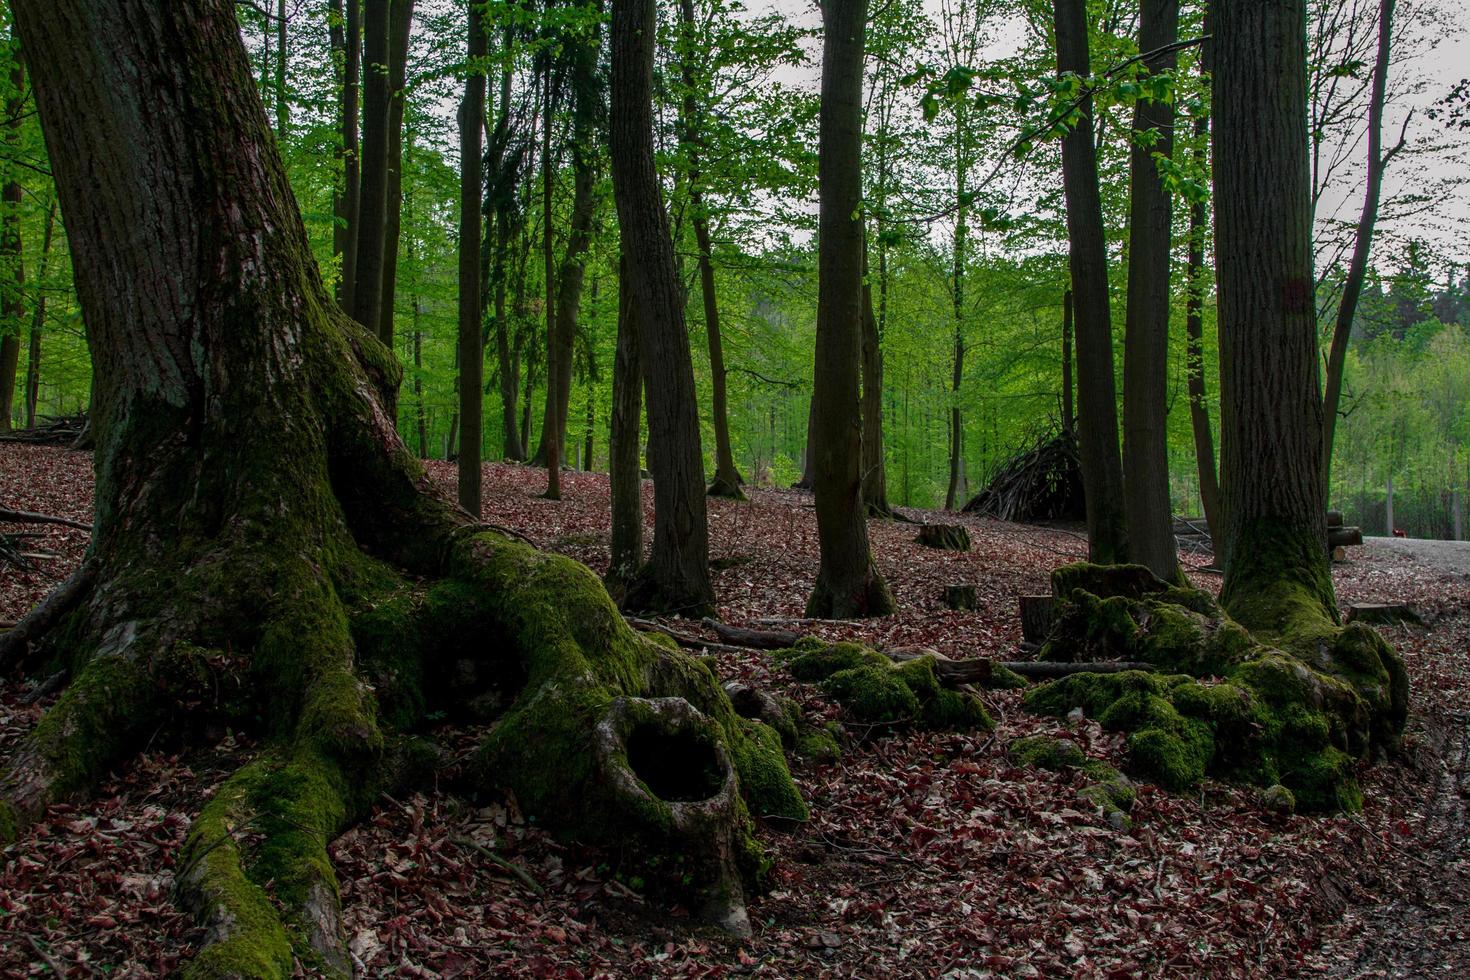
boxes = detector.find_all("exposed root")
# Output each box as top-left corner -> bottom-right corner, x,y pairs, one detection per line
707,476 -> 746,501
0,559 -> 96,673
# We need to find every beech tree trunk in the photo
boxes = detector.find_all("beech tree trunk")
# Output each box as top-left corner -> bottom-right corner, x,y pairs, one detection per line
23,197 -> 55,430
1184,108 -> 1222,556
861,251 -> 891,516
807,0 -> 893,619
5,3 -> 798,969
488,35 -> 524,461
1321,0 -> 1398,497
1061,288 -> 1074,432
609,0 -> 715,615
0,50 -> 23,434
458,0 -> 486,513
1214,0 -> 1334,625
377,0 -> 415,347
944,101 -> 968,513
352,0 -> 391,337
608,257 -> 644,597
540,67 -> 562,499
1121,0 -> 1180,583
330,0 -> 362,312
1054,0 -> 1128,564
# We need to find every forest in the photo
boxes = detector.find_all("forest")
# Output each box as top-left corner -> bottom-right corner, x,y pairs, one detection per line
0,0 -> 1467,976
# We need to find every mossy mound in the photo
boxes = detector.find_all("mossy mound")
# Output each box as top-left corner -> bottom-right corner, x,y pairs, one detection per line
776,639 -> 993,731
1008,734 -> 1135,829
1023,563 -> 1408,811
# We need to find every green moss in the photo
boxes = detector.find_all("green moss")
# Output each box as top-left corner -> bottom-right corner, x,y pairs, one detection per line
729,720 -> 809,821
1050,562 -> 1168,602
823,665 -> 920,723
0,800 -> 17,845
795,726 -> 841,764
778,641 -> 887,682
1219,518 -> 1337,643
1126,724 -> 1212,790
794,648 -> 992,731
1009,734 -> 1088,770
984,664 -> 1029,689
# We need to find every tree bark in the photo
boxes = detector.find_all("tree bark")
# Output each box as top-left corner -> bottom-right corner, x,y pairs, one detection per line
1121,0 -> 1180,582
458,0 -> 486,513
488,32 -> 523,461
1214,0 -> 1335,627
608,256 -> 644,597
274,0 -> 288,138
1321,0 -> 1398,497
23,196 -> 56,430
1061,288 -> 1074,432
0,50 -> 24,434
377,0 -> 415,347
352,0 -> 391,338
1184,116 -> 1222,557
944,100 -> 968,513
7,1 -> 796,963
807,0 -> 893,619
1054,0 -> 1128,564
330,0 -> 362,311
609,0 -> 715,615
861,249 -> 890,516
540,63 -> 562,500
678,0 -> 743,500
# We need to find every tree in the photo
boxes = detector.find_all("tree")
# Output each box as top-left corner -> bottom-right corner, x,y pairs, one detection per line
0,45 -> 22,434
609,0 -> 715,615
23,196 -> 55,429
806,0 -> 894,619
458,0 -> 486,513
1120,0 -> 1180,582
378,0 -> 416,346
607,255 -> 644,596
2,0 -> 799,968
1054,0 -> 1128,563
329,0 -> 362,311
352,0 -> 391,337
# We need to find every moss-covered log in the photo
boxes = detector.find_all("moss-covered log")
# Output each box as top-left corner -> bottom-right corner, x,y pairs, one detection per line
1,2 -> 805,974
1024,563 -> 1407,811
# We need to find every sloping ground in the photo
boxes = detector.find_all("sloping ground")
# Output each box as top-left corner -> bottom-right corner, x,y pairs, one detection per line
2,443 -> 1467,977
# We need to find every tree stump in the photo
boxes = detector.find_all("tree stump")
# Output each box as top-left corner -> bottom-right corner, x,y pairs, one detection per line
1345,602 -> 1422,626
915,523 -> 971,551
943,584 -> 977,611
1019,594 -> 1057,644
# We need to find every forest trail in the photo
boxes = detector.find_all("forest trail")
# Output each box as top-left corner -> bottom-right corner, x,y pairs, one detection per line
4,445 -> 1470,975
1364,535 -> 1470,580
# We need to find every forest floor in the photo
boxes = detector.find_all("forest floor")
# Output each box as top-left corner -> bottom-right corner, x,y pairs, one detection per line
2,442 -> 1468,978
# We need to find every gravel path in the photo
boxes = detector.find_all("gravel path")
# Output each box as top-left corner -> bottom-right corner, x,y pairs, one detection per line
1364,536 -> 1470,580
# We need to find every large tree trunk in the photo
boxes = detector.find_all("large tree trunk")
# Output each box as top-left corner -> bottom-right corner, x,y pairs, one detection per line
377,0 -> 415,347
352,0 -> 391,337
23,194 -> 57,430
678,0 -> 744,501
609,0 -> 716,616
3,2 -> 799,969
458,0 -> 486,513
807,0 -> 894,619
0,50 -> 23,434
330,0 -> 362,311
1121,0 -> 1180,583
1184,112 -> 1222,557
607,256 -> 644,598
1213,0 -> 1332,625
1321,0 -> 1398,496
1054,0 -> 1128,564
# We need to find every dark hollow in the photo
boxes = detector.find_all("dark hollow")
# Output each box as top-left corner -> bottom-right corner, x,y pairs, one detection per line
626,724 -> 725,802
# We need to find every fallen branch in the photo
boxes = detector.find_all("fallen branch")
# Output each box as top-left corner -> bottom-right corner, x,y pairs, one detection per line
454,837 -> 547,896
625,617 -> 749,656
700,618 -> 800,650
0,507 -> 94,532
0,559 -> 97,673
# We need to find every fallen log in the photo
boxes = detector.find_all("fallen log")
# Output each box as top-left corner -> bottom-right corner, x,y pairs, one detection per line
1328,526 -> 1363,548
0,507 -> 94,533
625,617 -> 749,656
701,618 -> 801,650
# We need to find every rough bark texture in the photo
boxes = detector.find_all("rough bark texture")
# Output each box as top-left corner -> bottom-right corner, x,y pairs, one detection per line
23,197 -> 55,429
1184,112 -> 1222,556
0,50 -> 23,434
944,102 -> 968,513
860,252 -> 890,517
1121,0 -> 1180,583
1061,289 -> 1074,432
609,0 -> 715,616
4,1 -> 798,971
1213,0 -> 1332,626
457,0 -> 486,514
1054,0 -> 1128,564
352,0 -> 390,336
376,0 -> 415,347
330,0 -> 361,312
607,257 -> 644,598
488,36 -> 524,462
806,0 -> 893,619
1321,0 -> 1397,495
540,68 -> 561,499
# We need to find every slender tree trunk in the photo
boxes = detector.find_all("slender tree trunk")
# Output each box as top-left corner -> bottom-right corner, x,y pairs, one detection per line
944,103 -> 968,512
608,256 -> 644,596
1121,0 -> 1180,582
458,0 -> 486,513
23,196 -> 57,430
609,0 -> 715,615
377,0 -> 415,346
1184,114 -> 1222,557
677,0 -> 742,499
275,0 -> 288,138
0,52 -> 25,434
488,36 -> 522,461
861,251 -> 890,516
1384,471 -> 1394,536
807,0 -> 893,619
1061,288 -> 1074,431
1321,0 -> 1398,497
413,321 -> 426,458
540,68 -> 562,500
1054,0 -> 1128,563
331,0 -> 361,312
352,0 -> 390,337
794,396 -> 815,490
1214,0 -> 1334,626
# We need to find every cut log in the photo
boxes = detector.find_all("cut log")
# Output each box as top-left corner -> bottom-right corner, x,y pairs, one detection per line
1327,509 -> 1344,528
943,584 -> 977,611
1019,594 -> 1057,644
701,618 -> 801,650
1328,526 -> 1363,548
1344,602 -> 1422,626
1331,546 -> 1347,563
915,523 -> 971,551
